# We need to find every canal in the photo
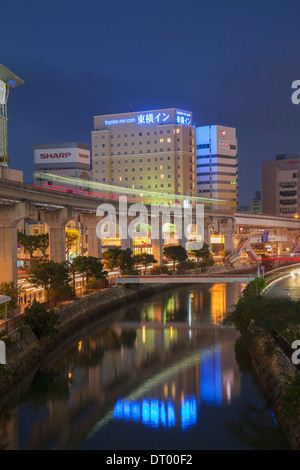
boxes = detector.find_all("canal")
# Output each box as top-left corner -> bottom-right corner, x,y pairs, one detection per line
0,283 -> 290,450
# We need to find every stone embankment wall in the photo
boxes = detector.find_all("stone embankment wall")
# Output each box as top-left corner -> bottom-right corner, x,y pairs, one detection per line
0,284 -> 170,400
248,333 -> 300,450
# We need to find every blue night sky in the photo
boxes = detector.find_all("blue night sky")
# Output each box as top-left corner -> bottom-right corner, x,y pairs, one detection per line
1,0 -> 300,204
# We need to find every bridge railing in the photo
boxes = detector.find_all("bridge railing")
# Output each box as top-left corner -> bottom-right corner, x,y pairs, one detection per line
0,315 -> 24,334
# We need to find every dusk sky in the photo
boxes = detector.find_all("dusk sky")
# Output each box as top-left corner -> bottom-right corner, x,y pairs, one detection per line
1,0 -> 300,205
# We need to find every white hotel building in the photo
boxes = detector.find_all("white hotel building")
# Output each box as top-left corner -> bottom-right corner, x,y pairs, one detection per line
91,108 -> 197,198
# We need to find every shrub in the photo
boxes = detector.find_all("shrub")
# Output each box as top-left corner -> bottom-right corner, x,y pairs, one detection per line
150,265 -> 169,275
24,299 -> 59,340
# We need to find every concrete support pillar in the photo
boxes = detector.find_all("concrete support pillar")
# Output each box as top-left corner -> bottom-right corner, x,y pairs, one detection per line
151,214 -> 163,265
39,207 -> 75,263
0,206 -> 18,286
119,214 -> 134,252
0,202 -> 36,285
79,213 -> 101,258
204,217 -> 212,247
224,232 -> 235,252
219,218 -> 236,253
178,220 -> 187,251
121,237 -> 133,251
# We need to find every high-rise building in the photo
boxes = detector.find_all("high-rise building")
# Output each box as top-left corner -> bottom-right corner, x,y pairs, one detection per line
91,108 -> 196,198
262,154 -> 300,216
196,125 -> 238,211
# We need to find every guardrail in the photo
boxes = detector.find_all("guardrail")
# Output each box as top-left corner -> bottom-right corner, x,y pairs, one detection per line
0,315 -> 24,334
264,263 -> 300,285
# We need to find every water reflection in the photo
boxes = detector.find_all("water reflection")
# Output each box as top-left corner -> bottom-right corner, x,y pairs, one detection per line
0,283 -> 289,450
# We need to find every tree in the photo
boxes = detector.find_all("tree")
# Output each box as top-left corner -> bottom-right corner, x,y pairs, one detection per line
65,229 -> 80,256
134,252 -> 157,274
0,282 -> 23,318
17,232 -> 39,258
72,256 -> 107,290
24,299 -> 59,340
27,260 -> 72,307
17,232 -> 49,260
118,248 -> 138,275
36,233 -> 49,259
101,247 -> 137,274
101,247 -> 122,272
189,242 -> 215,270
163,245 -> 188,271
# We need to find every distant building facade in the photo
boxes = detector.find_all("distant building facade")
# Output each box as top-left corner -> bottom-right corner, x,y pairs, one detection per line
91,108 -> 196,198
262,154 -> 300,216
34,142 -> 91,190
195,125 -> 238,211
250,190 -> 262,214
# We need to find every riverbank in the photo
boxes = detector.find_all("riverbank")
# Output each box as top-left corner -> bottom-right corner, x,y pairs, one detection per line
224,275 -> 300,450
0,283 -> 173,400
248,332 -> 300,450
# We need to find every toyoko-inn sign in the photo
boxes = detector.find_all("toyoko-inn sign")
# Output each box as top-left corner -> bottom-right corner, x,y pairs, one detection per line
102,109 -> 192,127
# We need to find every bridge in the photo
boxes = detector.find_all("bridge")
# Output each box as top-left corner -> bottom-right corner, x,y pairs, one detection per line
0,177 -> 300,286
115,274 -> 256,284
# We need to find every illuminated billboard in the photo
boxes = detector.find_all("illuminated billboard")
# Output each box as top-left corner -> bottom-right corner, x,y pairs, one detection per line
34,144 -> 90,167
95,108 -> 192,130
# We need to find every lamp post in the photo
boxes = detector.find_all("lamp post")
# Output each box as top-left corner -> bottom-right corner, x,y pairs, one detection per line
0,64 -> 24,168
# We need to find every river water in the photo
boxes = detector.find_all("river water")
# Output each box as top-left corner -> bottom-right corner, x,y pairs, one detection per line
0,283 -> 290,450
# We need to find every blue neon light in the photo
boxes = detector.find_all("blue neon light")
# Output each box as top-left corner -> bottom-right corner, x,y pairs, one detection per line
104,110 -> 192,127
137,112 -> 170,125
176,110 -> 192,125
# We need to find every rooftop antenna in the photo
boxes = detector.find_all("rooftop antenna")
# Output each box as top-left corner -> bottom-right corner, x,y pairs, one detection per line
108,104 -> 111,114
130,103 -> 133,112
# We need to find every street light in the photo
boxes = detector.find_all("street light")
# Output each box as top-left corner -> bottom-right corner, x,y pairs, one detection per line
0,64 -> 24,168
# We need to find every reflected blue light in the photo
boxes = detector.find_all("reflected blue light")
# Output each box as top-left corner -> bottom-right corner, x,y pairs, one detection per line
150,400 -> 159,427
123,400 -> 131,421
113,399 -> 124,419
142,400 -> 150,425
160,402 -> 167,427
112,396 -> 197,430
167,401 -> 175,427
200,345 -> 222,405
181,396 -> 197,430
131,402 -> 141,422
270,408 -> 278,427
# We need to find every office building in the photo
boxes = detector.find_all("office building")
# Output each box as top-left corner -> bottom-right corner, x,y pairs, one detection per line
196,125 -> 238,211
34,142 -> 91,190
262,154 -> 300,216
250,190 -> 262,214
91,108 -> 196,198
